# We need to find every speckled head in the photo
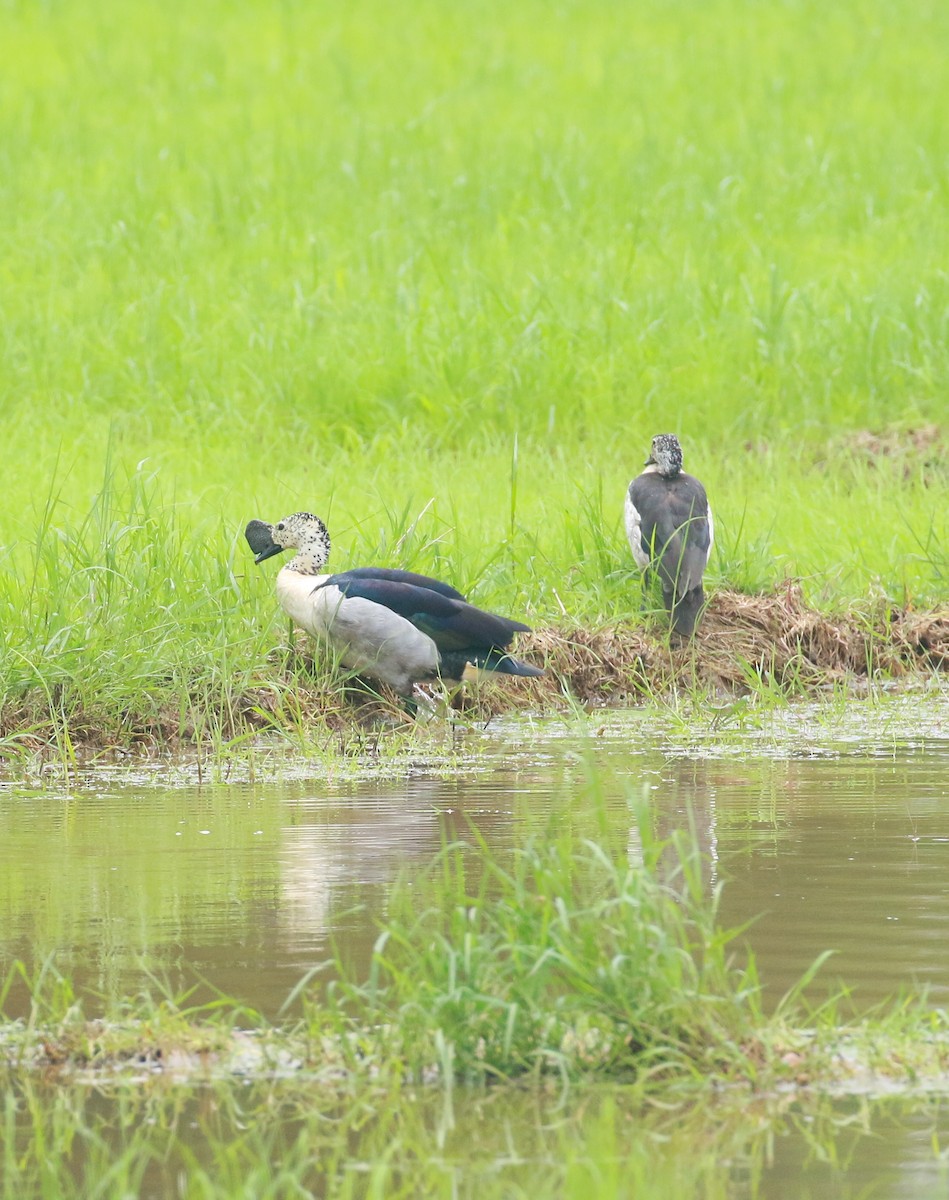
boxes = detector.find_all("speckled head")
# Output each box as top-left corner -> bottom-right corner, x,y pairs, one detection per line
249,512 -> 331,575
646,434 -> 683,478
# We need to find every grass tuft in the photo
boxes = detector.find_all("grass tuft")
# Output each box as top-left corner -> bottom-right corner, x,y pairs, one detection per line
303,808 -> 764,1086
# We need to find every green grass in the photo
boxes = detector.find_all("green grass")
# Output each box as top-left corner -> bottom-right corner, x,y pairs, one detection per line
3,795 -> 767,1086
300,812 -> 764,1085
13,1069 -> 931,1200
0,0 -> 947,744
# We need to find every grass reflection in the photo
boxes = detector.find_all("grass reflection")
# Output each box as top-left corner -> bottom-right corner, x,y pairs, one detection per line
6,1075 -> 949,1199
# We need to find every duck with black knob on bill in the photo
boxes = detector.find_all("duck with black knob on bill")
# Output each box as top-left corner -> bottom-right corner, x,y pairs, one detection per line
624,434 -> 714,638
245,512 -> 543,703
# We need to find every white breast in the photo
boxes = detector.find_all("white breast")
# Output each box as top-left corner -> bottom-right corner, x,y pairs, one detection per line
275,568 -> 440,694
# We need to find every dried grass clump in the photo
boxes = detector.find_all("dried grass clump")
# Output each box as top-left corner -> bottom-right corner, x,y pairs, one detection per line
696,586 -> 949,685
844,424 -> 942,460
690,585 -> 870,689
477,586 -> 949,712
829,424 -> 946,485
516,626 -> 653,702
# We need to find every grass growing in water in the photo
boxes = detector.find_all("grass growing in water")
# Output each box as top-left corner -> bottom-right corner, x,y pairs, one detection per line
2,784 -> 766,1086
300,812 -> 763,1085
4,1072 -> 918,1200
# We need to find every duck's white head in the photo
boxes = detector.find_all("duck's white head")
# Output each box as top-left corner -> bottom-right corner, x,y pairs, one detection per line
245,512 -> 331,576
645,433 -> 683,479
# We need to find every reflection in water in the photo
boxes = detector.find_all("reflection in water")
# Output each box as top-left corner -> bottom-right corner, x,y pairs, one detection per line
278,796 -> 444,944
0,717 -> 947,1017
0,772 -> 530,1017
652,751 -> 949,1007
7,1069 -> 949,1198
2,700 -> 949,1193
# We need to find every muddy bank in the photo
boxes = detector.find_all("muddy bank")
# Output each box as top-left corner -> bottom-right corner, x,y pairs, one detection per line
1,588 -> 947,752
224,586 -> 949,730
510,585 -> 949,707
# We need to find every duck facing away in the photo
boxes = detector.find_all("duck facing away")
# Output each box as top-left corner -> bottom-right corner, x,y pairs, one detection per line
625,434 -> 714,637
246,512 -> 543,696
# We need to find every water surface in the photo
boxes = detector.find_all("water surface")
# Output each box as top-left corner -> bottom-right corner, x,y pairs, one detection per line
3,698 -> 947,1015
2,693 -> 949,1196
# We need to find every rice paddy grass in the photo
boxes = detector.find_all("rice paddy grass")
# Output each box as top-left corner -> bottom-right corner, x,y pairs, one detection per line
1,0 -> 947,750
3,5 -> 949,1189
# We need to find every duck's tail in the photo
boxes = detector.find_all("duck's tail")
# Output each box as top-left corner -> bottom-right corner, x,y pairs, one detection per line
439,649 -> 544,680
666,584 -> 706,638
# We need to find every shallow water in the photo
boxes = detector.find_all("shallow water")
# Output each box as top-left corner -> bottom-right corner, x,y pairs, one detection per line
2,700 -> 947,1016
2,692 -> 949,1196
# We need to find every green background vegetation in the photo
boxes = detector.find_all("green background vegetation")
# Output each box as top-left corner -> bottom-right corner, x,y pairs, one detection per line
2,4 -> 948,1190
1,0 -> 947,739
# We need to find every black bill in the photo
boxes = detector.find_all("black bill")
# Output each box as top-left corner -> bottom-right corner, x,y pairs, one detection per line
245,519 -> 284,563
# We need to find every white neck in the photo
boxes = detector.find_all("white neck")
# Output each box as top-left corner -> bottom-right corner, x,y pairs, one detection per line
650,461 -> 681,479
285,544 -> 329,576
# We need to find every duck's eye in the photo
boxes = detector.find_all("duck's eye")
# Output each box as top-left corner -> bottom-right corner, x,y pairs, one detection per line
276,522 -> 285,532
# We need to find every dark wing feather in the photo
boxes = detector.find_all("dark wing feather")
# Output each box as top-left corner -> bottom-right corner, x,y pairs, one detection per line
410,603 -> 531,653
628,473 -> 711,596
321,572 -> 529,652
335,566 -> 466,602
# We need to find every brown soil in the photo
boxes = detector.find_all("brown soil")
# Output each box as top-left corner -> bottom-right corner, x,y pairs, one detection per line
502,585 -> 949,709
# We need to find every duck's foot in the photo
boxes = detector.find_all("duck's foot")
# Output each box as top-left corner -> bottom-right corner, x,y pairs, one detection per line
402,688 -> 439,722
408,681 -> 467,723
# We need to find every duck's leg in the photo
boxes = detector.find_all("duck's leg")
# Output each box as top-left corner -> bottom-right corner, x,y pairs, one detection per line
405,686 -> 441,722
639,565 -> 656,611
410,676 -> 470,723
